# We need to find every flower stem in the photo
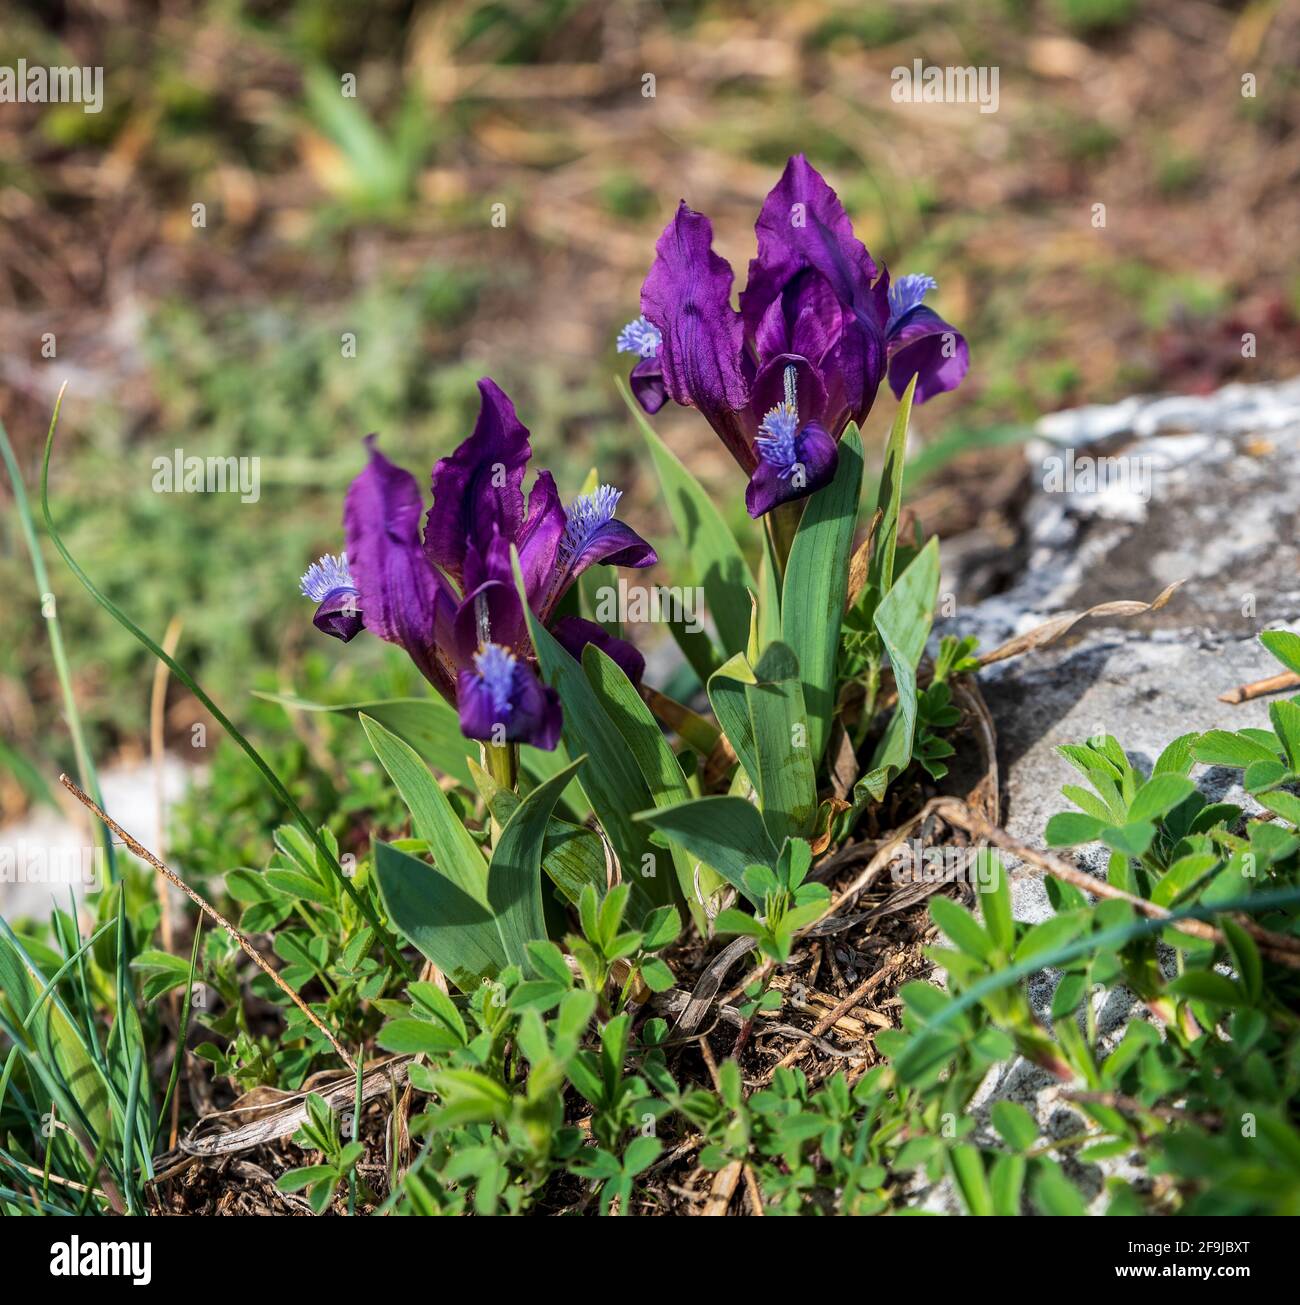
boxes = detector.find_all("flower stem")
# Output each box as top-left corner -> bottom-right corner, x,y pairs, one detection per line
483,741 -> 519,792
766,500 -> 802,579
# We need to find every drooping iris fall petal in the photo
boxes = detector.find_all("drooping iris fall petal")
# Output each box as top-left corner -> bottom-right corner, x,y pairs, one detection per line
884,276 -> 969,403
629,356 -> 667,414
746,420 -> 837,518
300,552 -> 364,642
552,616 -> 647,688
553,486 -> 656,597
457,643 -> 562,750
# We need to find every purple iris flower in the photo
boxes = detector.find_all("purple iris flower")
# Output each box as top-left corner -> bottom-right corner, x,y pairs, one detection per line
619,155 -> 969,517
302,378 -> 656,749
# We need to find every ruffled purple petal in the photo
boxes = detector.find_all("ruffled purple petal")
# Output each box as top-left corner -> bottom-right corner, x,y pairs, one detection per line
886,304 -> 970,404
630,357 -> 667,414
312,588 -> 364,642
640,201 -> 754,470
344,436 -> 455,694
425,378 -> 531,584
753,269 -> 843,369
552,616 -> 646,688
740,155 -> 879,339
516,470 -> 565,610
745,421 -> 838,518
821,313 -> 888,434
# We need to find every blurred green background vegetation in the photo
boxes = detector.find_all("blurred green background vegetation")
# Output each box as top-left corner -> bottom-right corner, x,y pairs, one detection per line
1,0 -> 1298,821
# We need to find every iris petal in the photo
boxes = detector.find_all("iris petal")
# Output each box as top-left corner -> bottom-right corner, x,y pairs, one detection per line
457,651 -> 562,750
886,304 -> 970,403
552,616 -> 646,687
740,155 -> 879,339
312,588 -> 364,642
640,201 -> 753,469
344,436 -> 456,695
516,470 -> 566,610
630,356 -> 668,414
425,378 -> 532,585
745,421 -> 838,518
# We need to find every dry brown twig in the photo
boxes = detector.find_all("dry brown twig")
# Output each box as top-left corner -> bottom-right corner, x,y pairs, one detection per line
174,1060 -> 410,1159
697,1039 -> 764,1217
58,772 -> 359,1070
148,615 -> 184,1150
978,580 -> 1185,666
756,958 -> 903,1084
1218,670 -> 1300,704
934,798 -> 1300,968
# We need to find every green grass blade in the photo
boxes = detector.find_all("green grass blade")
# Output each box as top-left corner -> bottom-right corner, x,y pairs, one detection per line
38,404 -> 412,980
121,1048 -> 144,1214
0,404 -> 114,877
153,915 -> 204,1143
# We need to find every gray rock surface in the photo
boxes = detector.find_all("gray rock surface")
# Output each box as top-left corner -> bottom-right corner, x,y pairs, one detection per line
961,377 -> 1300,925
923,378 -> 1300,1211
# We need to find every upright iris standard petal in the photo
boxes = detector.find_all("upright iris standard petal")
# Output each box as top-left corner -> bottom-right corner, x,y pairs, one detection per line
299,552 -> 364,641
884,275 -> 970,403
640,202 -> 754,469
457,642 -> 562,750
552,616 -> 646,687
515,470 -> 566,609
345,437 -> 456,694
425,378 -> 532,585
753,269 -> 843,369
743,156 -> 890,431
740,154 -> 879,339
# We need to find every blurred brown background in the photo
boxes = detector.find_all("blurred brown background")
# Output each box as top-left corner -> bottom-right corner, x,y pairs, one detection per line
1,0 -> 1297,799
